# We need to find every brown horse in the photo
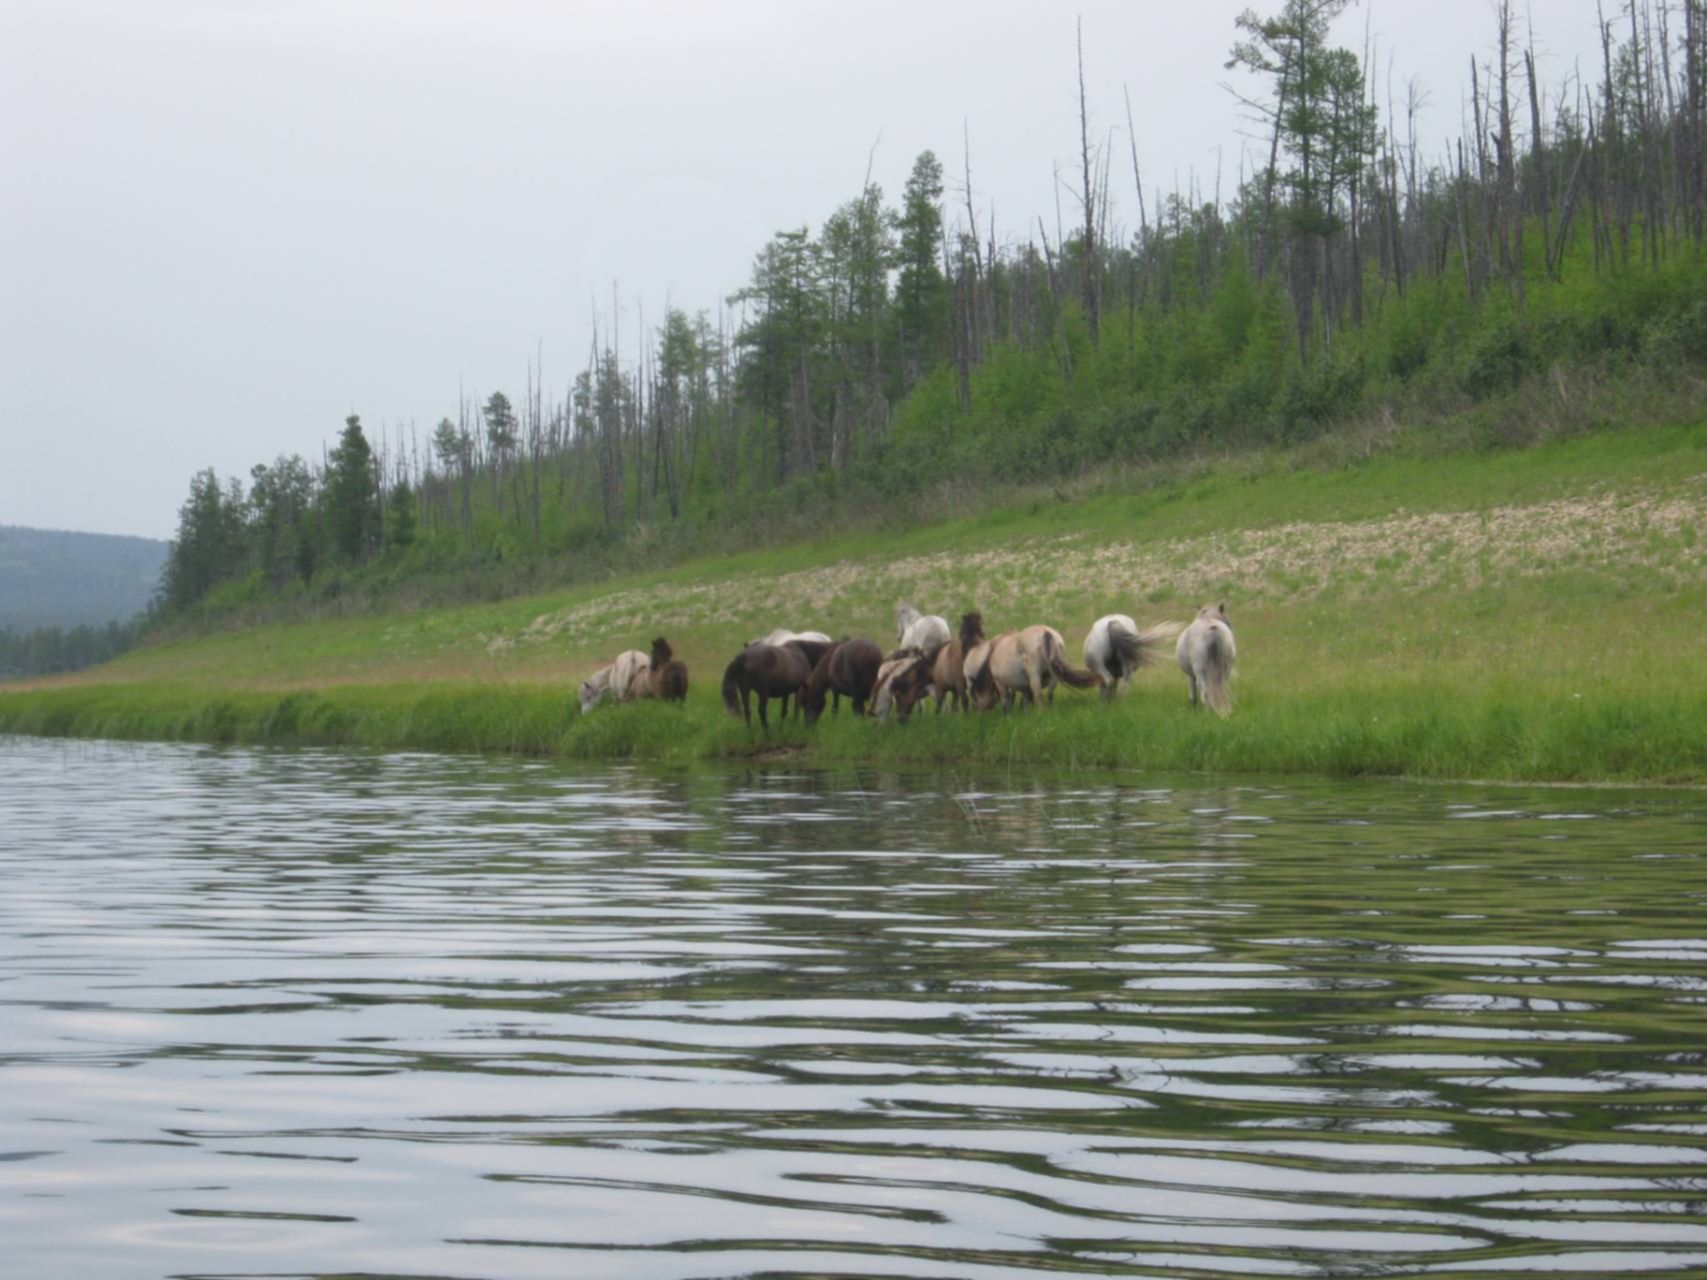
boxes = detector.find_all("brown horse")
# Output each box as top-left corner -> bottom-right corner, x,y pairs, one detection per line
645,636 -> 689,702
970,625 -> 1099,712
869,648 -> 926,719
721,638 -> 831,729
891,611 -> 984,719
798,638 -> 882,724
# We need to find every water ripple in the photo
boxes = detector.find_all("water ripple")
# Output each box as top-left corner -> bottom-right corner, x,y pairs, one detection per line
3,735 -> 1706,1278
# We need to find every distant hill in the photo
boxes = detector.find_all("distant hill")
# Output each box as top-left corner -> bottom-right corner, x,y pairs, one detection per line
0,525 -> 168,631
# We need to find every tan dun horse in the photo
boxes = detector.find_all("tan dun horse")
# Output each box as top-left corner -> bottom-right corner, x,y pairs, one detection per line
970,625 -> 1099,712
798,638 -> 882,724
1177,603 -> 1236,717
1082,614 -> 1183,703
721,638 -> 832,729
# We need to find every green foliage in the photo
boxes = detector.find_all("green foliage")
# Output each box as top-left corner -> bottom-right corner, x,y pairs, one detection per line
326,415 -> 380,563
0,524 -> 166,632
895,150 -> 949,378
0,617 -> 142,679
387,479 -> 418,552
160,468 -> 247,612
143,4 -> 1707,632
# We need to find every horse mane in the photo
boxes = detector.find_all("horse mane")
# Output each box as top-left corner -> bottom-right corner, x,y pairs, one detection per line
650,636 -> 674,667
959,611 -> 984,651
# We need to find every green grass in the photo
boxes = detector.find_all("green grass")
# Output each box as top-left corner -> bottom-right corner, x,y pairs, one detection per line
5,418 -> 1705,784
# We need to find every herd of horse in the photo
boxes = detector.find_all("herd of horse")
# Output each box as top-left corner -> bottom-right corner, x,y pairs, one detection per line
580,603 -> 1237,729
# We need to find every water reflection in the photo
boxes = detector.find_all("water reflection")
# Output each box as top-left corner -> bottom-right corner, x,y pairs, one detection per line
3,735 -> 1706,1278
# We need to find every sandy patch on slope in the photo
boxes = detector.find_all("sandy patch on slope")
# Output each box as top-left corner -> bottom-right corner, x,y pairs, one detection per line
515,491 -> 1704,651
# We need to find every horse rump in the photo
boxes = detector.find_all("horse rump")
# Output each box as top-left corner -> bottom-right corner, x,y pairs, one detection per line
655,660 -> 688,702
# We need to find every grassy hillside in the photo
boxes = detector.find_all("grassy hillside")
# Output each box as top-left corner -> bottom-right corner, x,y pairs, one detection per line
4,419 -> 1705,783
0,525 -> 166,630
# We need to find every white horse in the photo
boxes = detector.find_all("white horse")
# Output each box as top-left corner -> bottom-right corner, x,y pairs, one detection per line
895,602 -> 951,652
578,649 -> 651,713
1083,614 -> 1183,703
752,627 -> 832,647
1177,604 -> 1236,717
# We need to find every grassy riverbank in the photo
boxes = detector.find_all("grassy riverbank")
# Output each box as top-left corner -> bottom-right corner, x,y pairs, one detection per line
6,419 -> 1706,783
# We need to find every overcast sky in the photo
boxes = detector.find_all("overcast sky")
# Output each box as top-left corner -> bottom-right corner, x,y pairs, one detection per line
3,0 -> 1612,539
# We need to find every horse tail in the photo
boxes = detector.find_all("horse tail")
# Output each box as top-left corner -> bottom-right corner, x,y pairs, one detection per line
1131,621 -> 1184,672
721,655 -> 743,717
650,635 -> 673,667
662,661 -> 688,702
959,611 -> 984,651
1107,619 -> 1141,674
1045,630 -> 1100,690
1202,624 -> 1235,718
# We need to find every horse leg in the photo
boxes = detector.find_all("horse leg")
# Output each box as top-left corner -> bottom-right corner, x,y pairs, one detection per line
741,685 -> 753,727
1186,671 -> 1199,708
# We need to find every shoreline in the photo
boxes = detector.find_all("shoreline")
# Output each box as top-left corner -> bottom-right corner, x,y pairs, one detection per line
4,678 -> 1702,787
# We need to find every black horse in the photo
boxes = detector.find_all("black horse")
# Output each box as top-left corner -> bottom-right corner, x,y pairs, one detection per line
721,638 -> 832,728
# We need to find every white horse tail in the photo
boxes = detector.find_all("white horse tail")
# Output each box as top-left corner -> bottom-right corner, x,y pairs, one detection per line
1201,621 -> 1236,717
1109,618 -> 1183,675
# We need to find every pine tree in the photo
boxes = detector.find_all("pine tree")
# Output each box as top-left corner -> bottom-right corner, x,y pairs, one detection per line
325,415 -> 379,563
895,151 -> 949,386
387,478 -> 417,551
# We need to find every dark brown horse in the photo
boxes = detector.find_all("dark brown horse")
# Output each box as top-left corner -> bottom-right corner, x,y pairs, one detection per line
798,638 -> 882,724
889,611 -> 983,720
721,638 -> 831,729
646,636 -> 689,702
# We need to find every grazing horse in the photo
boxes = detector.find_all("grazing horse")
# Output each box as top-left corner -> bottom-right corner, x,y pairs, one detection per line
961,629 -> 1007,698
1083,614 -> 1183,703
645,636 -> 689,703
895,603 -> 951,652
868,648 -> 924,719
1177,603 -> 1236,717
890,611 -> 984,719
579,649 -> 650,713
721,638 -> 832,729
970,625 -> 1099,712
798,638 -> 882,724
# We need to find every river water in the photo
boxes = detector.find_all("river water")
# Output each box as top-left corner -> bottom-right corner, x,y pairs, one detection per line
3,735 -> 1706,1279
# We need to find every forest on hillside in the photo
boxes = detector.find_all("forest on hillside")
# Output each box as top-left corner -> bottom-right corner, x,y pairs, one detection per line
155,0 -> 1707,624
0,525 -> 166,631
0,525 -> 165,679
